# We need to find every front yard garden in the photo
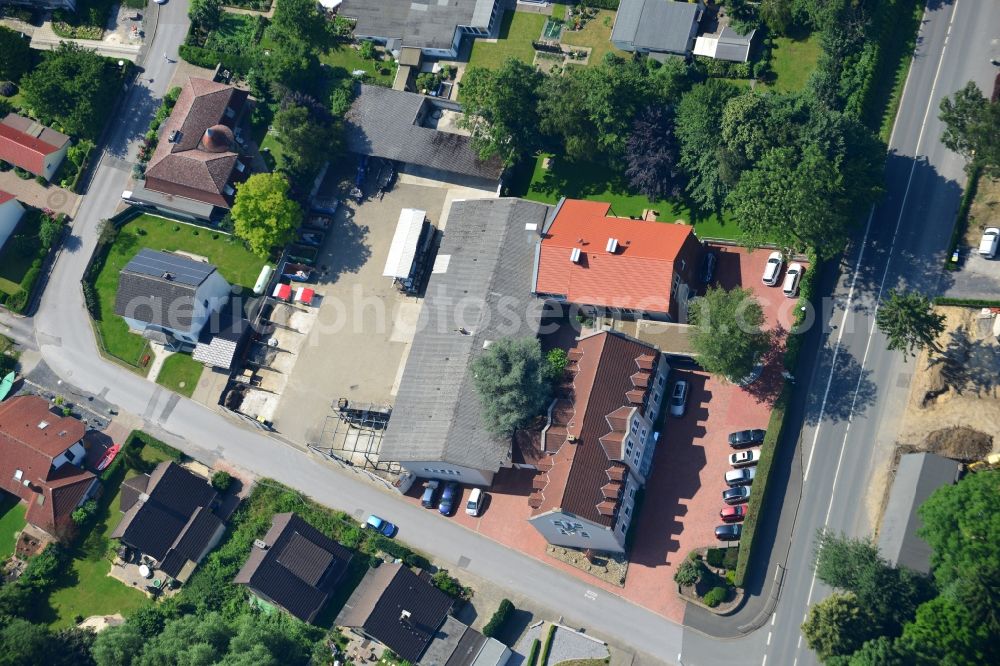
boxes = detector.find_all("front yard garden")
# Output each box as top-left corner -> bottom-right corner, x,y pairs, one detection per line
42,432 -> 177,628
89,214 -> 265,369
155,353 -> 204,398
318,42 -> 397,88
765,32 -> 822,93
468,11 -> 547,70
0,492 -> 27,560
0,208 -> 66,314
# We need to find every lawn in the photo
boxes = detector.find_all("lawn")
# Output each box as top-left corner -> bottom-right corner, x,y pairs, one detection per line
468,11 -> 546,69
319,42 -> 396,87
156,353 -> 203,398
91,214 -> 265,369
0,493 -> 26,560
766,32 -> 822,93
558,9 -> 625,65
0,209 -> 42,296
203,13 -> 264,58
43,440 -> 174,628
259,129 -> 286,172
516,153 -> 740,240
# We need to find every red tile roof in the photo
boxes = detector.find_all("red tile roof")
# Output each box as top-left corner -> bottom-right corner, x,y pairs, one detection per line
0,396 -> 94,534
531,331 -> 659,527
0,113 -> 70,175
534,199 -> 696,314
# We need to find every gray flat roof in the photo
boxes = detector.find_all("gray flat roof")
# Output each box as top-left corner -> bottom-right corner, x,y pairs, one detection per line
379,198 -> 551,472
612,0 -> 700,53
341,0 -> 496,51
877,452 -> 960,574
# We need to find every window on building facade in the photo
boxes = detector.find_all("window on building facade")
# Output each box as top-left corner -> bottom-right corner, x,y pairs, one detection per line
581,532 -> 591,538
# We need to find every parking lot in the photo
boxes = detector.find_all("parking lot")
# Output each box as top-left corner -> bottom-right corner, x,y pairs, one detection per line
943,179 -> 1000,301
396,245 -> 800,622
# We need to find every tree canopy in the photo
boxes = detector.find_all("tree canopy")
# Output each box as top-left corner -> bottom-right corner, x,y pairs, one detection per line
471,337 -> 551,436
0,26 -> 32,83
460,59 -> 544,166
875,290 -> 945,358
802,592 -> 874,661
231,173 -> 302,258
688,286 -> 770,382
939,81 -> 1000,176
272,101 -> 341,182
625,105 -> 683,201
20,43 -> 120,140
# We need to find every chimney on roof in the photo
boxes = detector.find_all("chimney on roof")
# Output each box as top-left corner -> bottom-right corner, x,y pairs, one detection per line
570,247 -> 581,263
606,238 -> 619,253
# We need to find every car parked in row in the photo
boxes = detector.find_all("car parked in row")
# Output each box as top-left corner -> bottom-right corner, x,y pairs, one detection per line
715,523 -> 743,541
720,505 -> 746,523
438,481 -> 460,516
669,380 -> 689,417
729,429 -> 765,448
762,251 -> 783,286
783,262 -> 804,297
420,480 -> 440,508
723,486 -> 751,505
466,488 -> 484,516
725,467 -> 756,487
730,448 -> 761,468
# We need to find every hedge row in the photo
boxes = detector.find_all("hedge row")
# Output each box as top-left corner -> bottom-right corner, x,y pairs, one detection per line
933,296 -> 1000,308
178,44 -> 255,75
540,624 -> 557,666
526,639 -> 541,666
483,598 -> 514,638
944,164 -> 982,270
581,0 -> 619,9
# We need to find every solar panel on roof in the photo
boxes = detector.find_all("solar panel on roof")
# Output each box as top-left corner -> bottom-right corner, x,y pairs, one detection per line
123,249 -> 216,286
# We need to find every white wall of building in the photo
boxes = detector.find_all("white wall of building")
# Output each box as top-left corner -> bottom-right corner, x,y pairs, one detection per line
0,197 -> 25,250
400,461 -> 494,487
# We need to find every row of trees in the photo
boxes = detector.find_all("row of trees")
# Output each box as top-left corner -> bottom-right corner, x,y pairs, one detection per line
802,469 -> 1000,664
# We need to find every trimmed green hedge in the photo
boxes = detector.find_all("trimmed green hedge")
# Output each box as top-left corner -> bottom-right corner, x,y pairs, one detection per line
526,638 -> 541,666
540,624 -> 556,666
945,164 -> 981,270
933,296 -> 1000,308
483,598 -> 514,638
126,430 -> 186,463
178,44 -> 255,75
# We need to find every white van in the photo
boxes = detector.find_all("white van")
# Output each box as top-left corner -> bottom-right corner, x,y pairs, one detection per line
979,228 -> 999,258
466,488 -> 484,516
783,262 -> 804,297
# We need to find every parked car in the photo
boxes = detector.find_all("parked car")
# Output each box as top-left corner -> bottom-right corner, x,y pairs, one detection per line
720,505 -> 747,523
715,524 -> 743,541
420,480 -> 440,508
701,251 -> 718,284
783,262 -> 804,297
466,488 -> 484,516
722,486 -> 751,505
728,429 -> 766,448
979,227 -> 1000,258
725,467 -> 757,487
438,482 -> 460,516
762,251 -> 783,286
729,448 -> 762,468
669,380 -> 689,417
366,515 -> 397,537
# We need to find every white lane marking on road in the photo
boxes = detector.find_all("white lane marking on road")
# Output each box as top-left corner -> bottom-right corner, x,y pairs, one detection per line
584,590 -> 597,600
767,631 -> 772,646
762,654 -> 767,666
771,613 -> 777,626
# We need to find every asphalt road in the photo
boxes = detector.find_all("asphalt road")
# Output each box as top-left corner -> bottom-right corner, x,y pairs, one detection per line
2,1 -> 995,665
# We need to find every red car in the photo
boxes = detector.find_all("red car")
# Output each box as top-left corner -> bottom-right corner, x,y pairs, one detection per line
720,505 -> 746,523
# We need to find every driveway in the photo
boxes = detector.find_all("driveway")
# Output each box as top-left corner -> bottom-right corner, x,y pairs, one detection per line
941,249 -> 1000,301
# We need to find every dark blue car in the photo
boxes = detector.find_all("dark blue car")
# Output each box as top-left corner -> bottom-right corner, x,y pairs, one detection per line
438,482 -> 460,516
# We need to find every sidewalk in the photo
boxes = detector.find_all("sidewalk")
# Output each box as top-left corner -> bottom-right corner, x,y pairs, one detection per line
0,171 -> 80,218
223,3 -> 277,19
29,7 -> 143,61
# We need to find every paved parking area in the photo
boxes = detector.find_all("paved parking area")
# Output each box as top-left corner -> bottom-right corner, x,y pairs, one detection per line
942,250 -> 1000,301
396,247 -> 798,622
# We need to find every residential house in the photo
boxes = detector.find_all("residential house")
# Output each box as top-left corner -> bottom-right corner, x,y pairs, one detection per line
693,25 -> 757,63
532,199 -> 703,321
0,190 -> 26,250
0,396 -> 98,537
233,512 -> 354,624
344,84 -> 504,191
877,452 -> 961,574
135,78 -> 250,221
337,562 -> 510,665
378,198 -> 553,486
110,461 -> 225,583
611,0 -> 704,58
113,248 -> 232,348
528,331 -> 669,553
0,113 -> 71,182
340,0 -> 503,59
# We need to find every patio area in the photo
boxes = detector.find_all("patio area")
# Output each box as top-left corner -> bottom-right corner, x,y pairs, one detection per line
109,553 -> 180,599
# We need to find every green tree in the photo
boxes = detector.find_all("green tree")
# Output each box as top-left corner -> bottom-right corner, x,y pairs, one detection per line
134,613 -> 232,666
544,348 -> 568,384
188,0 -> 223,31
262,38 -> 319,96
673,558 -> 703,587
813,530 -> 885,595
538,74 -> 597,161
875,290 -> 945,358
939,81 -> 1000,175
826,637 -> 908,666
471,337 -> 551,436
268,0 -> 327,44
688,286 -> 770,382
802,592 -> 875,661
897,594 -> 996,665
20,43 -> 120,140
231,173 -> 303,257
0,26 -> 32,83
358,40 -> 375,62
0,619 -> 59,666
675,80 -> 744,212
571,55 -> 656,162
459,59 -> 543,166
92,623 -> 144,666
272,103 -> 341,181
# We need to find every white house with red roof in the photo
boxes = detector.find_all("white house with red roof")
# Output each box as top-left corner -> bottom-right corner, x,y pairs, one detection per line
0,113 -> 71,182
532,199 -> 704,321
0,190 -> 26,250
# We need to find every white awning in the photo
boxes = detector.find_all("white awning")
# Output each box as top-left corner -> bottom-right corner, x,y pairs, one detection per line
693,36 -> 719,58
383,208 -> 427,279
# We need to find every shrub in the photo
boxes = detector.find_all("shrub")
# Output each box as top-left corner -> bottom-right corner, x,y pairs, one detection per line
526,638 -> 541,666
703,586 -> 728,608
723,547 -> 739,570
706,548 -> 726,568
674,557 -> 702,587
482,599 -> 514,638
0,81 -> 16,97
211,471 -> 232,492
540,624 -> 556,665
431,569 -> 468,599
164,86 -> 182,107
71,499 -> 98,526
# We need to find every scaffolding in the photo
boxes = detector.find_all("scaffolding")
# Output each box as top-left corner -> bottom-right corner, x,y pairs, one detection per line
312,398 -> 398,473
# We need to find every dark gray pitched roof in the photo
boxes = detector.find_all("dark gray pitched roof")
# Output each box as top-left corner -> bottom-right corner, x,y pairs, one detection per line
379,198 -> 551,472
233,512 -> 353,623
714,26 -> 755,62
612,0 -> 700,54
344,85 -> 503,181
114,249 -> 220,329
341,0 -> 495,51
877,452 -> 960,574
119,473 -> 149,513
336,563 -> 454,663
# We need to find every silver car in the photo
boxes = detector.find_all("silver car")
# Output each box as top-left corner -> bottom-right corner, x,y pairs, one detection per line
669,380 -> 689,417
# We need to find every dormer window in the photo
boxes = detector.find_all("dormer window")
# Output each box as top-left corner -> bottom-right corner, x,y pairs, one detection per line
14,469 -> 23,481
235,161 -> 246,172
225,106 -> 235,119
224,184 -> 235,196
64,449 -> 76,462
